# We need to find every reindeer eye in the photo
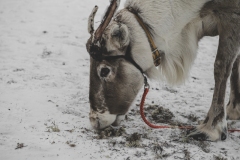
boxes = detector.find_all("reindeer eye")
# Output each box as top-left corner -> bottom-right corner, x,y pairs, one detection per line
100,68 -> 110,77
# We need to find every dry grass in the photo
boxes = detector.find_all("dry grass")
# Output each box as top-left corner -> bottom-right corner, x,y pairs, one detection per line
46,121 -> 60,132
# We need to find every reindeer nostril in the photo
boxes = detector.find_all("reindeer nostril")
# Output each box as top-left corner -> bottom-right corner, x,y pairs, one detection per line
100,68 -> 110,77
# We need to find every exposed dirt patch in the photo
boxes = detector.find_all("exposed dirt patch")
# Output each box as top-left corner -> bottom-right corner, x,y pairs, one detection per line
143,105 -> 189,127
147,105 -> 175,123
95,126 -> 126,139
99,104 -> 214,157
66,141 -> 76,147
171,130 -> 211,153
125,132 -> 142,147
213,155 -> 228,160
15,143 -> 27,150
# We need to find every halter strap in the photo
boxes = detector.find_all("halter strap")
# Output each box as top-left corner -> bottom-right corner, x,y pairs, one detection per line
95,46 -> 144,74
127,7 -> 163,67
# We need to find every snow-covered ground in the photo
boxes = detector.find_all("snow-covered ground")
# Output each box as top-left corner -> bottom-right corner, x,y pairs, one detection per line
0,0 -> 239,159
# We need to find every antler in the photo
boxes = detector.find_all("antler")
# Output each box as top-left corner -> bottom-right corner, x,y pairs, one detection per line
88,6 -> 98,35
94,0 -> 120,42
86,0 -> 120,60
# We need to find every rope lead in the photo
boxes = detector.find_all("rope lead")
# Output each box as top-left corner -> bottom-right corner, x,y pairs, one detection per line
139,86 -> 240,132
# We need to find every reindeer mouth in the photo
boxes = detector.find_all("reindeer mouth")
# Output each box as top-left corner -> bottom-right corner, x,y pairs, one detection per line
89,110 -> 117,130
89,109 -> 126,130
111,114 -> 125,126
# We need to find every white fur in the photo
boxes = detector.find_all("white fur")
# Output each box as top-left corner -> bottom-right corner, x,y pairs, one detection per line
189,103 -> 228,141
227,103 -> 240,120
112,0 -> 211,85
188,119 -> 227,141
112,115 -> 125,126
89,109 -> 117,129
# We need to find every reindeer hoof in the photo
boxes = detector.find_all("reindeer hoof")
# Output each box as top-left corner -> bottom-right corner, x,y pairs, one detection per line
187,128 -> 209,141
186,124 -> 227,141
221,132 -> 227,140
188,131 -> 227,141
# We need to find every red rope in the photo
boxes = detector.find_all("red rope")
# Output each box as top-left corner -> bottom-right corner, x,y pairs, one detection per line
140,87 -> 240,132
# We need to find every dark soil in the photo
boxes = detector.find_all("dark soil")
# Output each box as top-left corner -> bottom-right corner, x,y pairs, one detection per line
95,126 -> 126,139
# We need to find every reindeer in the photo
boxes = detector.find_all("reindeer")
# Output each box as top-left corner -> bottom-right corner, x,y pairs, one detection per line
86,0 -> 240,141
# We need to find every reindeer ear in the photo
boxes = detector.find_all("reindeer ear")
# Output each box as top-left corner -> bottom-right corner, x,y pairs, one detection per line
111,24 -> 130,48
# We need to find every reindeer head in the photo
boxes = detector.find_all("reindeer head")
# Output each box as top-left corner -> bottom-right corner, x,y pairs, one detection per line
86,0 -> 145,129
86,1 -> 130,60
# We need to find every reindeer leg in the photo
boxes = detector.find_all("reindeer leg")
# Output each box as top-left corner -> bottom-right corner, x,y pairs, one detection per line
227,55 -> 240,120
188,20 -> 240,141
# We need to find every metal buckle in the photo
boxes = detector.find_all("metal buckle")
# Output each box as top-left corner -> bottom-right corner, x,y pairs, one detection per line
143,74 -> 150,89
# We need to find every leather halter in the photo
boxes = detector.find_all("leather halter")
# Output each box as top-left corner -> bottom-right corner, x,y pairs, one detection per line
89,7 -> 164,77
127,7 -> 164,67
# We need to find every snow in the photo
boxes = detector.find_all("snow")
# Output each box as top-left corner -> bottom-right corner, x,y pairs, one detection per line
0,0 -> 239,160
